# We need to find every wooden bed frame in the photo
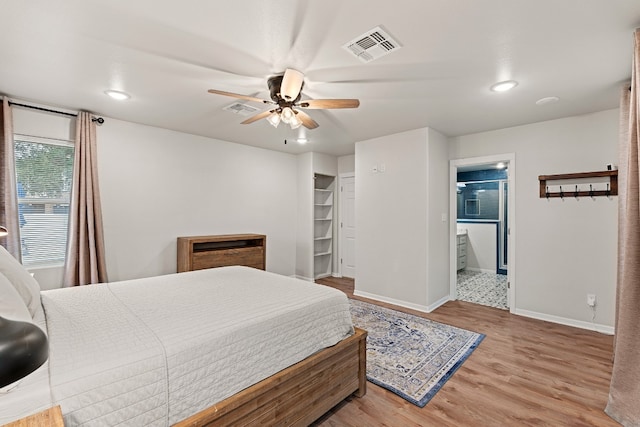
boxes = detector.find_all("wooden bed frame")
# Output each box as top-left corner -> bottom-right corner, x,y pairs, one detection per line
175,327 -> 367,426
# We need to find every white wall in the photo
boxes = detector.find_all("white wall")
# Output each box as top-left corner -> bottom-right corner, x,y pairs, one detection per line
11,106 -> 327,287
356,128 -> 449,311
13,106 -> 76,140
97,118 -> 298,281
295,153 -> 314,280
460,223 -> 497,272
426,128 -> 450,307
338,154 -> 355,174
313,152 -> 338,177
450,109 -> 618,331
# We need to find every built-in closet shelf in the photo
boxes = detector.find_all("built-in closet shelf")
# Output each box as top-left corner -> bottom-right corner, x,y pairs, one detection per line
314,173 -> 335,280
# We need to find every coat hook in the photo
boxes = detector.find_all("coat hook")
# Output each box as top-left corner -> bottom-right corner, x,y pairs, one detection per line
546,185 -> 550,200
589,184 -> 594,199
606,183 -> 610,197
559,185 -> 564,200
574,185 -> 579,199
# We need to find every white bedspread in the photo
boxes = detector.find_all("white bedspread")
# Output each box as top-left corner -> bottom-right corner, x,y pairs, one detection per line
39,266 -> 353,426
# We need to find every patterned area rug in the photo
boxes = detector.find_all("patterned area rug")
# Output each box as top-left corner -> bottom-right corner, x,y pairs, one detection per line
349,299 -> 485,407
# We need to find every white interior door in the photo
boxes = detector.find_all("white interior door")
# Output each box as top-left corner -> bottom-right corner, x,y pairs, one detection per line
340,175 -> 356,278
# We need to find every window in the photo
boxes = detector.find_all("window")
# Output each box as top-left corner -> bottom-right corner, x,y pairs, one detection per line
14,135 -> 74,267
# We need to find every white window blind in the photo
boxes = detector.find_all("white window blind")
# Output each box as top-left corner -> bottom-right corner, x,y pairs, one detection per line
14,135 -> 74,267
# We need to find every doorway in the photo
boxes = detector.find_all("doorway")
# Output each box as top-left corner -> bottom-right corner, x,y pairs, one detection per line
450,154 -> 515,312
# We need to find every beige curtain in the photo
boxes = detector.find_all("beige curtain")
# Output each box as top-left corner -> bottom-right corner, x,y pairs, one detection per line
0,97 -> 21,260
606,29 -> 640,426
63,112 -> 108,286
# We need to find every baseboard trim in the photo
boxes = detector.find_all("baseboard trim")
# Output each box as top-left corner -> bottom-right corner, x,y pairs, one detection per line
464,267 -> 495,274
353,290 -> 433,313
293,275 -> 314,282
428,295 -> 451,312
514,308 -> 614,335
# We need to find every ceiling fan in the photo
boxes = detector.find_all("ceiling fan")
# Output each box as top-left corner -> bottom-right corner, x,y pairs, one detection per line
208,68 -> 359,130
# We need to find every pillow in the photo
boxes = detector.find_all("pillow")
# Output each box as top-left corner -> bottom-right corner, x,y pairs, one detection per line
0,245 -> 41,317
0,271 -> 31,322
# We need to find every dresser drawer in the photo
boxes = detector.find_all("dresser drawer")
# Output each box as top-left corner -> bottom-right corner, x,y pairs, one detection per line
192,246 -> 265,270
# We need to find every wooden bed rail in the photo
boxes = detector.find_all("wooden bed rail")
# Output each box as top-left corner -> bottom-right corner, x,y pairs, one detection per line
175,327 -> 367,426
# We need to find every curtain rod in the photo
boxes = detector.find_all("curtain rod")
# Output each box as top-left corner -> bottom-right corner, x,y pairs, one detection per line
8,101 -> 104,123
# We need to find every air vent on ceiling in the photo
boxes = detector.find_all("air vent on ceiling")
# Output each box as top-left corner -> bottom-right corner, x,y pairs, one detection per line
222,102 -> 260,116
342,25 -> 402,63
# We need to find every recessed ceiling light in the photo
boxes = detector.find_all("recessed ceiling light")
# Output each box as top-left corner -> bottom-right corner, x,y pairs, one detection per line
535,96 -> 560,106
104,90 -> 130,100
490,80 -> 518,92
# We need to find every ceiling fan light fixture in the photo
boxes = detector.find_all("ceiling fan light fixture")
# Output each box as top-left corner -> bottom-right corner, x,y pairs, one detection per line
207,69 -> 360,132
289,114 -> 303,129
281,69 -> 304,100
267,111 -> 281,128
280,107 -> 295,124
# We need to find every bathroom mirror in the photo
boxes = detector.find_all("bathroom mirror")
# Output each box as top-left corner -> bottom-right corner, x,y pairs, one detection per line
465,199 -> 480,216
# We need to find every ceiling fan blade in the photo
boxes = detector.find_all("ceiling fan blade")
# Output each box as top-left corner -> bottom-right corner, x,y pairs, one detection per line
295,110 -> 319,129
208,89 -> 269,104
297,99 -> 360,109
241,110 -> 274,125
280,68 -> 305,101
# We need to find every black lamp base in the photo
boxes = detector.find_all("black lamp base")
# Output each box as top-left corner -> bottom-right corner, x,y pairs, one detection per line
0,315 -> 49,388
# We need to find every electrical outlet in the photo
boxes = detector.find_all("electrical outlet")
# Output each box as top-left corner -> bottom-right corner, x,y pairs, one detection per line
587,294 -> 596,307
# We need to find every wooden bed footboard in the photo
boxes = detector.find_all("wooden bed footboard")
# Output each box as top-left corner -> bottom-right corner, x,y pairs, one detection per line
175,327 -> 367,426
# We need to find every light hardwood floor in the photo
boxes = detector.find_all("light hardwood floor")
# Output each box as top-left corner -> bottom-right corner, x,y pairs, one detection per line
313,277 -> 619,427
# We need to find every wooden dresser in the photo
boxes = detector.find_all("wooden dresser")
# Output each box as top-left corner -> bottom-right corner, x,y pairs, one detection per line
177,234 -> 266,272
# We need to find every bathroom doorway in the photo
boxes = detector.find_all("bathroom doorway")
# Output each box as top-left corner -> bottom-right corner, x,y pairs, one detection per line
450,154 -> 515,312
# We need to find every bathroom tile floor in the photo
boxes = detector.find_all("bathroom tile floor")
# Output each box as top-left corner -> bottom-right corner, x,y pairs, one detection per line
456,270 -> 508,310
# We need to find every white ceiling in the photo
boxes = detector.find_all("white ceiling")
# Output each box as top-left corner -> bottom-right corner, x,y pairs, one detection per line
1,1 -> 638,156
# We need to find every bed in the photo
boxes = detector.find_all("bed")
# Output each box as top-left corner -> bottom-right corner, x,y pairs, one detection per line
0,246 -> 366,426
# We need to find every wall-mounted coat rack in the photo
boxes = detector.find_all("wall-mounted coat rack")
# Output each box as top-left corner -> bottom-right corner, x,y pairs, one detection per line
538,170 -> 618,199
